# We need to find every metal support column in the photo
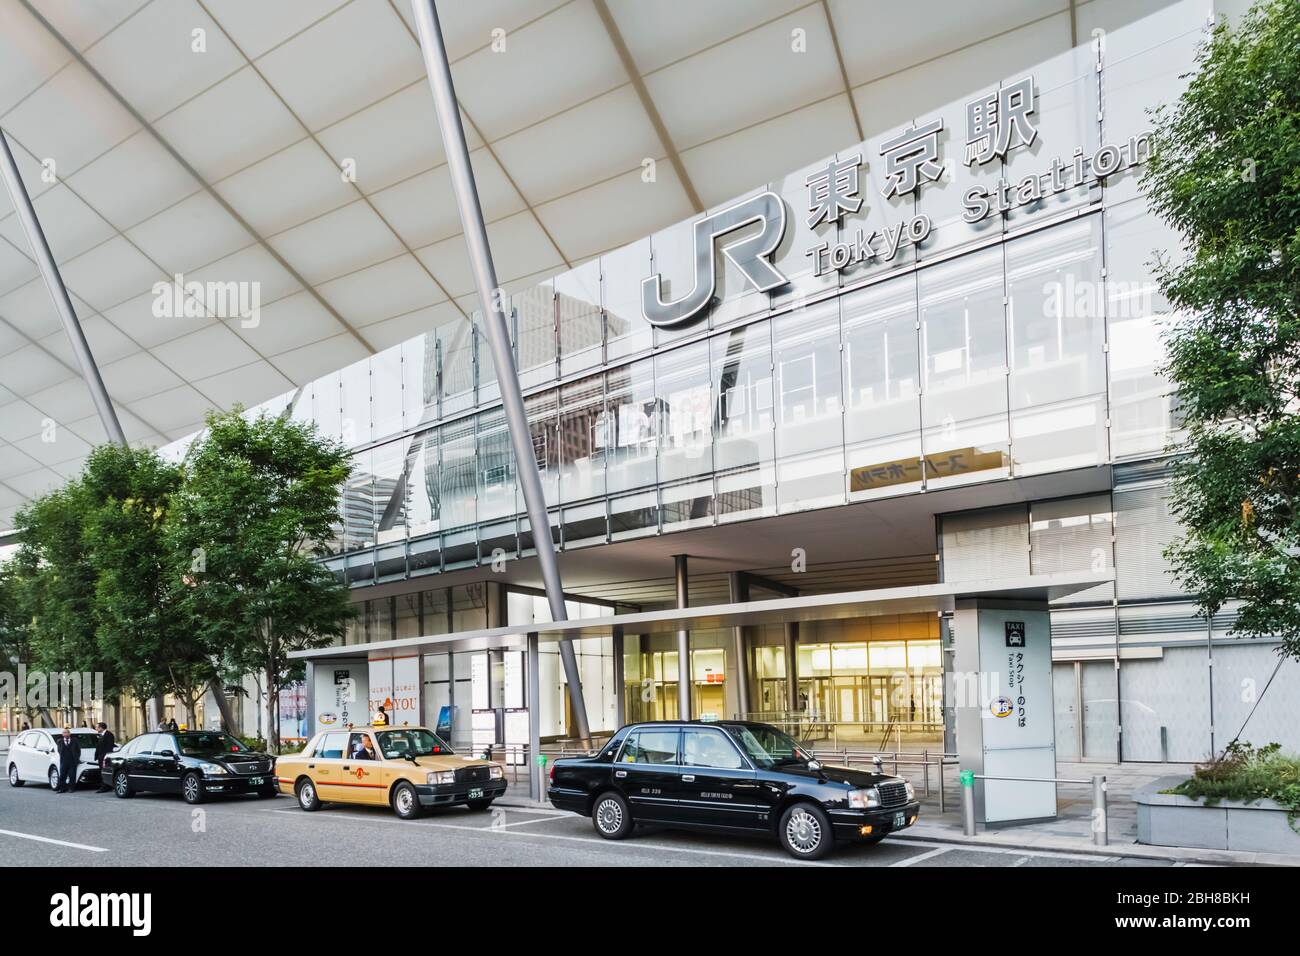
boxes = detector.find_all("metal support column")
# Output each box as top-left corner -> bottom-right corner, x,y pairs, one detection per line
612,625 -> 625,728
728,572 -> 751,717
674,554 -> 691,721
0,129 -> 126,447
411,0 -> 590,747
527,631 -> 542,801
784,621 -> 800,712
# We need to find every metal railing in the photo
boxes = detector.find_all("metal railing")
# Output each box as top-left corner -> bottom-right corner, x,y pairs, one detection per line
959,770 -> 1109,846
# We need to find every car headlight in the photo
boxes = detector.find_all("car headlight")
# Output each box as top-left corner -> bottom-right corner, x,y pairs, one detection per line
199,762 -> 228,775
846,787 -> 881,809
427,771 -> 455,785
905,780 -> 915,800
489,765 -> 504,779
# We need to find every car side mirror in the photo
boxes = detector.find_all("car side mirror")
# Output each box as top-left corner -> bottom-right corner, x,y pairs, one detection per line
159,750 -> 176,759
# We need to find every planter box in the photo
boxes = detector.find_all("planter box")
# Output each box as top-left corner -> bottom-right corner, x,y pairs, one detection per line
1135,775 -> 1300,853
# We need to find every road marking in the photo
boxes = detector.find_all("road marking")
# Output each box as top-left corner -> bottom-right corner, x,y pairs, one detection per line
889,846 -> 952,867
0,828 -> 109,852
491,814 -> 572,829
257,808 -> 838,866
888,837 -> 1123,863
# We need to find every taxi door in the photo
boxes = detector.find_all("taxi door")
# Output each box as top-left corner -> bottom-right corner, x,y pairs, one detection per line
309,732 -> 348,799
613,727 -> 683,822
340,732 -> 387,805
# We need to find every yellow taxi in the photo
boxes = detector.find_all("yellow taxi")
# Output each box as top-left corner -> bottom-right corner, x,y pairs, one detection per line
276,724 -> 506,819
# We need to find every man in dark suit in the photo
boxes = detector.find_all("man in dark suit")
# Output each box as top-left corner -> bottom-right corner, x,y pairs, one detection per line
54,728 -> 80,793
93,722 -> 116,793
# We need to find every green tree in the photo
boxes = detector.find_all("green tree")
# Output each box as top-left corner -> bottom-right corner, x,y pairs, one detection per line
1143,0 -> 1300,659
170,408 -> 352,752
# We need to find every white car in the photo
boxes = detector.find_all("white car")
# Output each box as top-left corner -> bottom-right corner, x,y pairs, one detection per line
6,728 -> 103,790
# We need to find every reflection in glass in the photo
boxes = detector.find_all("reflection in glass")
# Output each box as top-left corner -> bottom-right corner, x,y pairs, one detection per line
1006,217 -> 1106,474
604,358 -> 658,495
557,259 -> 603,376
603,239 -> 652,361
773,300 -> 845,511
842,275 -> 923,500
919,246 -> 1010,488
513,281 -> 556,391
439,418 -> 476,531
476,408 -> 515,523
655,340 -> 713,485
559,375 -> 605,503
711,321 -> 775,522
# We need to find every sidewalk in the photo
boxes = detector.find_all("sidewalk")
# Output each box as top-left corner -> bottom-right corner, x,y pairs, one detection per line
497,761 -> 1300,867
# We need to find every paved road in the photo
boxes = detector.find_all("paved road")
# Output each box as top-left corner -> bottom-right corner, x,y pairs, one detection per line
0,780 -> 1170,868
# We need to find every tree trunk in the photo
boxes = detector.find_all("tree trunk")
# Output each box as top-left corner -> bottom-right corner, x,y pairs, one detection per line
207,679 -> 237,732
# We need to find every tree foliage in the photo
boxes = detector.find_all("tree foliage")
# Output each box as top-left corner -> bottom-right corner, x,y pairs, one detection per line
169,409 -> 352,750
1142,0 -> 1300,658
7,409 -> 352,740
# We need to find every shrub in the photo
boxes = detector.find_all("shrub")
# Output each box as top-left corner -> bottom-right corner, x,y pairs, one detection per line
1165,741 -> 1300,832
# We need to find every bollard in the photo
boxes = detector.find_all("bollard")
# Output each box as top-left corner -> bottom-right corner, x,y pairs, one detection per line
922,750 -> 930,796
1092,774 -> 1108,846
536,752 -> 548,804
960,769 -> 976,836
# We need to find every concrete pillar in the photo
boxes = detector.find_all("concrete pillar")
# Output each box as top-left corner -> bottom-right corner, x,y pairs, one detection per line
728,572 -> 751,717
952,598 -> 1056,826
784,621 -> 799,712
674,555 -> 691,720
612,626 -> 625,728
527,631 -> 542,799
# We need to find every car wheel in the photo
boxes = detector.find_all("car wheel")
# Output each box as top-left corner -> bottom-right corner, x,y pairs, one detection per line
47,766 -> 60,791
7,764 -> 22,787
778,803 -> 833,860
113,770 -> 133,798
465,798 -> 494,812
295,778 -> 321,812
181,772 -> 205,805
391,781 -> 422,820
591,791 -> 633,840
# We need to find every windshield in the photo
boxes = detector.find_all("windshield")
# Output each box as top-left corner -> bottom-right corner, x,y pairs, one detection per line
376,729 -> 455,759
730,724 -> 812,770
177,732 -> 249,756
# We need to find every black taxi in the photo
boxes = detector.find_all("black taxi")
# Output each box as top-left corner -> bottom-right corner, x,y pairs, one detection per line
548,720 -> 919,859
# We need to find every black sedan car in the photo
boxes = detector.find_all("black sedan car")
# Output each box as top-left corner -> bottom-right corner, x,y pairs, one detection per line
105,730 -> 277,804
548,720 -> 919,860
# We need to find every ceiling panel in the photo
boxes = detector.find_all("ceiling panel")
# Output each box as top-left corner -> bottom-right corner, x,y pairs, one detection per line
269,199 -> 405,286
3,466 -> 63,498
0,181 -> 115,264
84,0 -> 245,122
125,190 -> 252,275
126,382 -> 217,431
0,277 -> 63,340
450,1 -> 626,142
37,314 -> 136,368
0,238 -> 38,297
63,129 -> 200,230
26,0 -> 151,53
254,0 -> 426,133
151,322 -> 260,380
154,64 -> 304,183
190,359 -> 294,411
492,84 -> 660,205
25,377 -> 99,427
607,0 -> 806,74
681,94 -> 858,206
369,148 -> 523,250
392,0 -> 571,61
0,398 -> 51,444
534,166 -> 694,262
358,300 -> 460,351
0,344 -> 73,399
829,0 -> 1065,87
102,289 -> 215,349
1,60 -> 140,179
0,1 -> 72,115
215,137 -> 356,237
202,0 -> 352,61
97,349 -> 183,403
185,244 -> 302,307
317,253 -> 444,328
13,426 -> 92,467
271,331 -> 369,385
57,235 -> 164,311
644,7 -> 842,150
228,289 -> 344,357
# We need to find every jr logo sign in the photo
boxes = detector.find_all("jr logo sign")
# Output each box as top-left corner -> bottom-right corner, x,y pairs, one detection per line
641,191 -> 789,327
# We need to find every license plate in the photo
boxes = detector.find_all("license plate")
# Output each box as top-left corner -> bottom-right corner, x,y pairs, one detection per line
468,787 -> 483,800
249,777 -> 264,786
892,811 -> 905,829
